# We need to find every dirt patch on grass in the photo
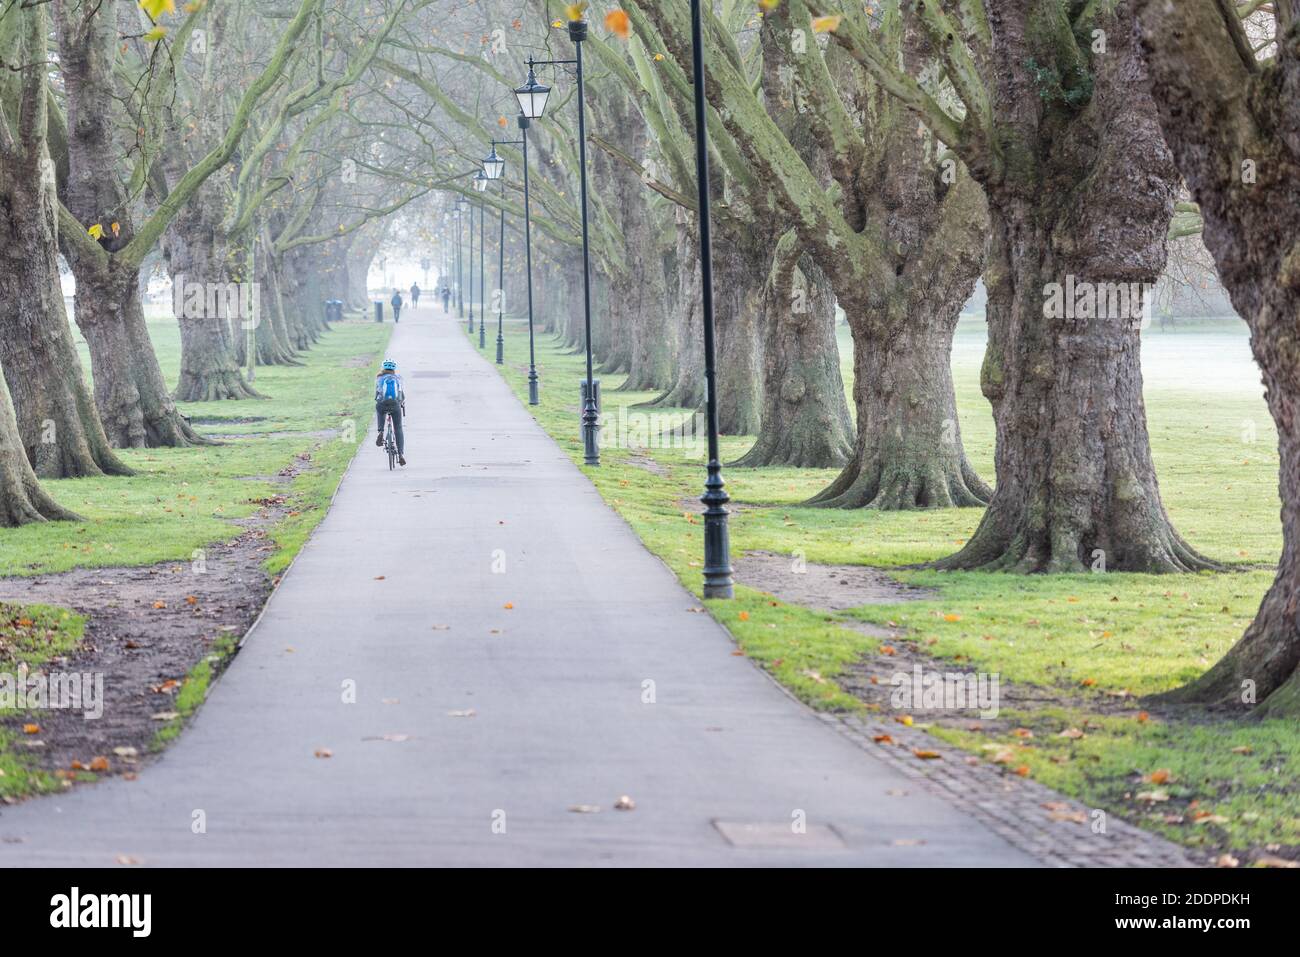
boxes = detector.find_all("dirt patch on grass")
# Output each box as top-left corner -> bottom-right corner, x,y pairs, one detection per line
0,498 -> 293,797
626,453 -> 671,476
839,637 -> 1148,728
734,550 -> 935,611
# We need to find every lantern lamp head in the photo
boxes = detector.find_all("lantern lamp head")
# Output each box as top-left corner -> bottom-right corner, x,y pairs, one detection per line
483,145 -> 505,180
514,62 -> 551,120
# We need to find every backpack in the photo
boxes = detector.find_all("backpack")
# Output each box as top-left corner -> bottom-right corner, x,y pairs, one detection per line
379,374 -> 400,402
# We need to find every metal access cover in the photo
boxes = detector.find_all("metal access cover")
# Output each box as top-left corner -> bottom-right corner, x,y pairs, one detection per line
713,820 -> 846,849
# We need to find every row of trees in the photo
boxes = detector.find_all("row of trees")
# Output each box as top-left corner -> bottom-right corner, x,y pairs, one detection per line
390,1 -> 1297,714
2,1 -> 1296,713
0,0 -> 440,515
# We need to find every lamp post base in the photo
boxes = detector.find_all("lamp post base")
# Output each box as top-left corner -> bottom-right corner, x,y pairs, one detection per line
581,391 -> 600,466
479,322 -> 486,349
701,465 -> 734,598
468,315 -> 474,333
496,334 -> 504,364
528,371 -> 539,405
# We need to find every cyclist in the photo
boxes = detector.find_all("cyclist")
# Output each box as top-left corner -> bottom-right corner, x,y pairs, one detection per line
410,282 -> 421,307
374,359 -> 406,466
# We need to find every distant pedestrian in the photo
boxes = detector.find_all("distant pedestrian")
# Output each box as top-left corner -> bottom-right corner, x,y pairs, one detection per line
390,289 -> 403,323
410,282 -> 421,307
441,286 -> 450,313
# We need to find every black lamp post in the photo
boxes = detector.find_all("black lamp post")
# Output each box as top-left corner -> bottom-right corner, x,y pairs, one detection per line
483,140 -> 519,367
487,120 -> 540,403
454,202 -> 464,318
483,144 -> 507,365
688,0 -> 733,599
474,170 -> 488,349
466,194 -> 475,333
519,115 -> 539,405
517,24 -> 599,465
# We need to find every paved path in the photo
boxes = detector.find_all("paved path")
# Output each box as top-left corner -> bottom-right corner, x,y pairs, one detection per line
0,308 -> 1037,866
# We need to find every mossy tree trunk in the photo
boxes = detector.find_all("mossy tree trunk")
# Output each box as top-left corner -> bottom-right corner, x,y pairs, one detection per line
930,1 -> 1211,572
650,212 -> 706,411
163,190 -> 261,402
54,0 -> 240,443
735,248 -> 852,468
1139,0 -> 1300,712
0,2 -> 131,479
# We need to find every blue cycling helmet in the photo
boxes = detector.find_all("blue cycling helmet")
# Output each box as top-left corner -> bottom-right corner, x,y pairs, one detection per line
382,359 -> 397,371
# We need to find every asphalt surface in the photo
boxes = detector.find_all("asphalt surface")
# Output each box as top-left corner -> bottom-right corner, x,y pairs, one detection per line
0,307 -> 1037,866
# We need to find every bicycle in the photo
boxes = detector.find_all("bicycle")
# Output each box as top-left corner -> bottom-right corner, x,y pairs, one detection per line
383,413 -> 397,471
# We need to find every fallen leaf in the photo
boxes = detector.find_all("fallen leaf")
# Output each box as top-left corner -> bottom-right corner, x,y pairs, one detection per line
1135,789 -> 1171,803
1048,810 -> 1088,823
568,804 -> 600,813
614,794 -> 636,810
314,748 -> 333,759
913,749 -> 942,760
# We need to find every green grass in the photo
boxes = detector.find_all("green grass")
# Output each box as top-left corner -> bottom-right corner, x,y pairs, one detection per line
151,632 -> 240,750
0,603 -> 88,798
481,315 -> 1296,859
1,318 -> 391,577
